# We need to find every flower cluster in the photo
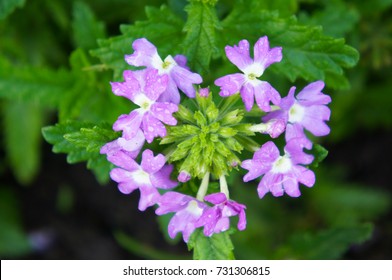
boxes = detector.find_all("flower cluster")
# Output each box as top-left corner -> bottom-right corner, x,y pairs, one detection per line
101,36 -> 331,243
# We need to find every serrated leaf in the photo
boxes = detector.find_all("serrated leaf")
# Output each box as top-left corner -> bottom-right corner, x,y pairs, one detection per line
72,1 -> 106,50
183,0 -> 221,74
91,5 -> 184,80
220,1 -> 359,89
42,121 -> 118,184
188,228 -> 235,260
0,57 -> 72,107
286,224 -> 373,259
0,0 -> 25,20
3,100 -> 44,185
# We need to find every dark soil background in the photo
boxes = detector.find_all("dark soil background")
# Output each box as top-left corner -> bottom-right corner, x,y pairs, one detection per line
3,129 -> 391,260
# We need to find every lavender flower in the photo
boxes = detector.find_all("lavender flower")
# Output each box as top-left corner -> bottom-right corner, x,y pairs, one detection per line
242,140 -> 315,198
196,192 -> 246,236
156,192 -> 207,242
215,36 -> 282,112
107,149 -> 177,211
111,68 -> 178,143
125,38 -> 202,104
263,81 -> 331,145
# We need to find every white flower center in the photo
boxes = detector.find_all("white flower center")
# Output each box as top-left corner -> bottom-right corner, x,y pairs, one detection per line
152,54 -> 176,74
132,169 -> 151,185
133,94 -> 153,111
271,155 -> 292,173
186,200 -> 203,217
243,63 -> 265,81
288,102 -> 305,123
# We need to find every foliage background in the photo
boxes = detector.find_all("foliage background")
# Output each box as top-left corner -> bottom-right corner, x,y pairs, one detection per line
0,0 -> 391,259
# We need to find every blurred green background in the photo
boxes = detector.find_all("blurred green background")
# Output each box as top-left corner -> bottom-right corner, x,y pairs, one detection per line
0,0 -> 391,259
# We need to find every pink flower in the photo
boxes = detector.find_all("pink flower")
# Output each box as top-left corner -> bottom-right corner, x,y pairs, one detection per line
196,192 -> 246,236
242,140 -> 315,198
108,149 -> 177,211
156,192 -> 207,242
100,129 -> 145,159
125,38 -> 202,104
263,81 -> 331,146
111,68 -> 178,143
215,36 -> 282,112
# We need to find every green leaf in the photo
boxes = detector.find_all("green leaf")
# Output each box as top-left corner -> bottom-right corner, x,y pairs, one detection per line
309,144 -> 328,168
182,0 -> 221,74
253,0 -> 298,17
91,5 -> 184,80
3,100 -> 44,185
0,0 -> 25,20
0,186 -> 31,257
220,1 -> 359,89
188,228 -> 235,260
72,1 -> 106,50
0,56 -> 72,107
42,121 -> 119,184
299,3 -> 359,38
285,224 -> 373,259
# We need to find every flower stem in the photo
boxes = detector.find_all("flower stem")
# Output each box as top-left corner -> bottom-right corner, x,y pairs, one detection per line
196,172 -> 210,201
219,175 -> 230,199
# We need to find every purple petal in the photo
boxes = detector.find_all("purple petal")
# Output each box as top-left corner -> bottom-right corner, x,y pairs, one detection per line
174,54 -> 188,69
285,123 -> 312,148
113,110 -> 144,139
259,172 -> 284,197
138,184 -> 160,211
155,192 -> 192,214
143,69 -> 169,101
296,81 -> 331,106
140,149 -> 165,174
293,165 -> 315,187
279,86 -> 297,110
178,171 -> 191,182
285,138 -> 314,165
281,175 -> 301,197
204,192 -> 227,205
237,208 -> 247,231
125,38 -> 160,67
242,159 -> 271,182
215,73 -> 246,97
142,113 -> 167,143
171,66 -> 202,98
254,141 -> 280,162
254,81 -> 281,112
225,40 -> 252,71
301,106 -> 331,136
107,150 -> 139,171
117,181 -> 139,195
150,165 -> 177,189
240,82 -> 255,111
254,37 -> 283,67
150,102 -> 178,125
211,217 -> 230,235
158,77 -> 181,104
117,129 -> 145,154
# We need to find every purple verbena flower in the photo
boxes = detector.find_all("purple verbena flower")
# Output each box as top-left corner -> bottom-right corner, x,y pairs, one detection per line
156,192 -> 207,242
263,81 -> 331,146
125,38 -> 202,104
100,129 -> 145,159
111,68 -> 178,143
242,140 -> 315,198
215,36 -> 282,112
178,170 -> 191,183
107,149 -> 177,211
196,192 -> 246,236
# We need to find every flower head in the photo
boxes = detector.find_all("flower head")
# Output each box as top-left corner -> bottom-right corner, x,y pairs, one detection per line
125,38 -> 203,104
111,68 -> 178,143
196,192 -> 246,236
215,36 -> 282,112
242,140 -> 315,198
107,149 -> 177,211
156,192 -> 207,242
263,81 -> 331,145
